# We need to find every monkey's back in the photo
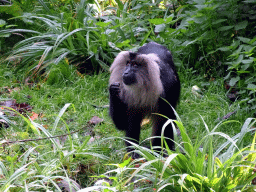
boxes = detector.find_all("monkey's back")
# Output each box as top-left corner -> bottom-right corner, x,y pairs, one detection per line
137,42 -> 175,69
138,42 -> 180,104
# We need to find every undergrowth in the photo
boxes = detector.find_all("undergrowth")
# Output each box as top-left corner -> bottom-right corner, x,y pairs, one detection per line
0,63 -> 254,190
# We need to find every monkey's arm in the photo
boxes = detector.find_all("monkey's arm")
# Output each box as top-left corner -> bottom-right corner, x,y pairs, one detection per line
109,83 -> 128,130
109,83 -> 141,158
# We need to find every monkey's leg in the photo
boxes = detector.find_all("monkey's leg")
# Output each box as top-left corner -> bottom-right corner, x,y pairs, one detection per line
152,97 -> 176,152
125,112 -> 143,158
152,115 -> 175,152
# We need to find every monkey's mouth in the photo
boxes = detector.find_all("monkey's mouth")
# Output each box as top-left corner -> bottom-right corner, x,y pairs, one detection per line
123,75 -> 137,85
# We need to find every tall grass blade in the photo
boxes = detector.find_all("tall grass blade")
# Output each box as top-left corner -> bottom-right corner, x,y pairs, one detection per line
38,0 -> 52,13
31,121 -> 61,151
0,162 -> 32,191
53,103 -> 74,133
35,46 -> 53,73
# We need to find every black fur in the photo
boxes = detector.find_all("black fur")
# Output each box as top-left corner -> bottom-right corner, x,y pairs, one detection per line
109,42 -> 180,158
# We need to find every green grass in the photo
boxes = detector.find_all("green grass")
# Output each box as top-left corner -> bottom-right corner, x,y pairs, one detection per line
0,63 -> 254,190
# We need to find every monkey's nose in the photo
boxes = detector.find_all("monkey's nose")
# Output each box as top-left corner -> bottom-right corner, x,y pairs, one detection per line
123,73 -> 137,85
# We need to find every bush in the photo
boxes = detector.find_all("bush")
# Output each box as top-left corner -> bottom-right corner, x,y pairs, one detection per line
146,0 -> 256,112
221,37 -> 256,113
2,0 -> 116,79
82,116 -> 256,191
1,0 -> 179,78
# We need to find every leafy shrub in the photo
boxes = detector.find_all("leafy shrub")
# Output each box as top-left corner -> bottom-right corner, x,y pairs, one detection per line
145,0 -> 256,113
2,0 -> 184,79
83,116 -> 256,191
150,0 -> 256,75
2,0 -> 117,79
46,60 -> 76,85
221,37 -> 256,113
0,1 -> 24,52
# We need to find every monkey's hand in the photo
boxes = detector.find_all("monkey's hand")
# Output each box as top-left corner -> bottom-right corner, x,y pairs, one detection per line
109,82 -> 120,96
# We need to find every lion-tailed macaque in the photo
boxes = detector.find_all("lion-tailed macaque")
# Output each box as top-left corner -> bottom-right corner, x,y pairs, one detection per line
109,42 -> 180,158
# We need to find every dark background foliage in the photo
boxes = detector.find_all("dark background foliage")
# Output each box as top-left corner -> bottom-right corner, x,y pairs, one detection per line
1,0 -> 256,190
1,0 -> 256,112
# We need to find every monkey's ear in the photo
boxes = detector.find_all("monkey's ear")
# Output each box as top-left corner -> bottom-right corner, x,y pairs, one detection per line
110,51 -> 130,72
109,51 -> 131,86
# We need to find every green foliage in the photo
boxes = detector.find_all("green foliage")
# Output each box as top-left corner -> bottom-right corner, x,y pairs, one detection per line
2,0 -> 117,78
0,104 -> 108,191
84,117 -> 256,191
1,0 -> 176,79
0,64 -> 115,188
0,58 -> 254,190
1,0 -> 256,113
149,0 -> 255,74
220,37 -> 256,112
0,1 -> 23,52
1,0 -> 256,189
143,0 -> 256,113
46,60 -> 76,85
0,1 -> 23,17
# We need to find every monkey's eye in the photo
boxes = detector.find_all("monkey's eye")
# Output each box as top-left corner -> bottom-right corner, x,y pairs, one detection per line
132,62 -> 136,66
131,62 -> 138,67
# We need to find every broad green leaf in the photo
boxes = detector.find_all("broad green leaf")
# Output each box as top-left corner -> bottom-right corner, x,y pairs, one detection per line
243,45 -> 255,53
194,5 -> 207,9
194,0 -> 206,4
241,63 -> 250,70
95,22 -> 111,27
155,24 -> 166,33
248,98 -> 256,103
131,4 -> 143,10
230,45 -> 243,56
247,84 -> 256,90
233,54 -> 243,65
165,16 -> 173,23
250,36 -> 256,44
230,40 -> 240,49
242,59 -> 253,64
119,158 -> 131,168
237,70 -> 250,74
235,21 -> 248,30
229,76 -> 240,86
116,39 -> 130,48
166,28 -> 176,33
218,26 -> 234,31
187,20 -> 194,24
193,16 -> 207,24
0,19 -> 6,27
180,29 -> 187,33
148,18 -> 165,25
218,47 -> 231,51
212,19 -> 227,25
224,72 -> 231,80
237,36 -> 251,44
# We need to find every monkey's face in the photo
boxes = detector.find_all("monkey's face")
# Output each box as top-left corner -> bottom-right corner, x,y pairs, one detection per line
122,60 -> 139,86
